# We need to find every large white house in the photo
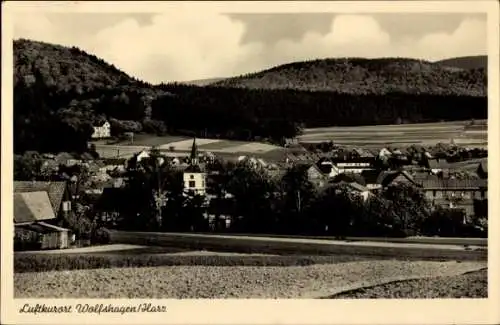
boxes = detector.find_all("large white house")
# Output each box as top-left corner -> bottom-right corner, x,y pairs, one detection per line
183,138 -> 207,196
91,121 -> 111,139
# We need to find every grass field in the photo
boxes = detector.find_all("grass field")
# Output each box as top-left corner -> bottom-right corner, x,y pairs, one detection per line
92,120 -> 487,159
299,120 -> 487,148
93,137 -> 286,159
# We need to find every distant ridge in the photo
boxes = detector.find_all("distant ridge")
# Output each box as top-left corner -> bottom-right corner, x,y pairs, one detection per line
211,57 -> 486,96
179,77 -> 226,86
436,55 -> 487,70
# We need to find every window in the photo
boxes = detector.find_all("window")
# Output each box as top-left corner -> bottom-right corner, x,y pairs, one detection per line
190,175 -> 194,179
189,181 -> 196,188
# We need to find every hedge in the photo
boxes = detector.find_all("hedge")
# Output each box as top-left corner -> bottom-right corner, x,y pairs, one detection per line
14,253 -> 379,273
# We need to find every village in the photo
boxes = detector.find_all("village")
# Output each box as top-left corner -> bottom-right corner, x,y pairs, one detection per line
13,120 -> 488,250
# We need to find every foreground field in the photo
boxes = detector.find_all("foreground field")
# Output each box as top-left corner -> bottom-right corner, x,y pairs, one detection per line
15,260 -> 486,299
330,269 -> 487,299
299,120 -> 487,147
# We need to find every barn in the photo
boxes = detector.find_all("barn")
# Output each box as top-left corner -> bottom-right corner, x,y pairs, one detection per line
14,190 -> 70,250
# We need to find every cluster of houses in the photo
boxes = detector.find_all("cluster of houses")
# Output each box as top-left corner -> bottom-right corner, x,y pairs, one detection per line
13,136 -> 488,250
281,146 -> 488,219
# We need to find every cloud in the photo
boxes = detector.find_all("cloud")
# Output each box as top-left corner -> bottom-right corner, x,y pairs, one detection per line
13,12 -> 486,83
259,15 -> 486,67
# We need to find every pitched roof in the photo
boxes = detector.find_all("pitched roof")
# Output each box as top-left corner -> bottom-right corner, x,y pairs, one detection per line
14,191 -> 55,224
418,178 -> 487,189
346,182 -> 370,192
14,181 -> 67,215
376,170 -> 415,187
331,173 -> 366,185
190,137 -> 198,161
332,181 -> 370,193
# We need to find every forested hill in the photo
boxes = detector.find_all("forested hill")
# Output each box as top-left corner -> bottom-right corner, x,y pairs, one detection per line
211,58 -> 486,96
436,55 -> 487,70
14,39 -> 172,153
14,38 -> 140,89
14,39 -> 487,154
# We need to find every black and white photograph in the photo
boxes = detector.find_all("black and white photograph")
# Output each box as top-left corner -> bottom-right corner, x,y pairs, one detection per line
1,0 -> 499,323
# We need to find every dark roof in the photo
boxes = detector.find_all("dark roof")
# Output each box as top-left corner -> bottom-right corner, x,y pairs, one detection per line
360,169 -> 381,184
294,162 -> 326,176
376,170 -> 415,187
428,159 -> 450,169
190,138 -> 198,161
418,178 -> 487,189
184,164 -> 206,173
14,181 -> 67,215
329,181 -> 370,193
14,191 -> 55,224
331,173 -> 366,186
103,158 -> 127,165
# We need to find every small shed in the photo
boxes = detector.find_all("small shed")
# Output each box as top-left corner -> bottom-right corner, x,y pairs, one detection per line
16,222 -> 70,250
14,191 -> 70,250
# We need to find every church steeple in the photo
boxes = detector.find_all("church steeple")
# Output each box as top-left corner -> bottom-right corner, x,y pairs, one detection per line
190,137 -> 199,165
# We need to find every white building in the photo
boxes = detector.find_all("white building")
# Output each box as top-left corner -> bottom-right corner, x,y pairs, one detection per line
183,138 -> 207,196
183,166 -> 207,196
336,161 -> 373,174
91,121 -> 111,139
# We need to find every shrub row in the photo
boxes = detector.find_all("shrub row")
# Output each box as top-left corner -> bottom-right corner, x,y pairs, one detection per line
14,253 -> 378,273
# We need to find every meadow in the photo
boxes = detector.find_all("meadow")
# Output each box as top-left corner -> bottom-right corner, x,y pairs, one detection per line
93,120 -> 487,160
298,120 -> 487,148
93,136 -> 286,159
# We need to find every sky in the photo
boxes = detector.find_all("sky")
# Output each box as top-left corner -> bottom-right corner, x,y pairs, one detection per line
13,12 -> 487,84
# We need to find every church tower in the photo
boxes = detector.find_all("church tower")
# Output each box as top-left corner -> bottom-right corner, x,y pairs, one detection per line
183,137 -> 206,196
189,137 -> 199,166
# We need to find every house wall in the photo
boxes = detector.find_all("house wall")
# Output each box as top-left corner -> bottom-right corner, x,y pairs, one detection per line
360,191 -> 370,201
40,231 -> 68,250
91,123 -> 111,139
307,167 -> 326,187
183,172 -> 207,195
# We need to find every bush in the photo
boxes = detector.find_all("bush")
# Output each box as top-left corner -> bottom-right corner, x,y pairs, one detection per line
59,211 -> 94,240
142,119 -> 167,135
109,118 -> 143,135
14,228 -> 41,251
90,227 -> 111,245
